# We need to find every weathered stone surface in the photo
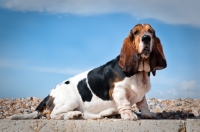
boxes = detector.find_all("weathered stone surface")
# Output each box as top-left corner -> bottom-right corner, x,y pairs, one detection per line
0,119 -> 188,132
186,119 -> 200,132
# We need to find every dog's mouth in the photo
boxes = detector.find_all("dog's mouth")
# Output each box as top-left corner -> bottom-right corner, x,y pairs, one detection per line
141,46 -> 150,59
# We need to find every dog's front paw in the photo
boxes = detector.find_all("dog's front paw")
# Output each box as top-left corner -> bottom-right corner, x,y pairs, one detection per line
141,111 -> 156,119
120,110 -> 138,120
64,111 -> 83,120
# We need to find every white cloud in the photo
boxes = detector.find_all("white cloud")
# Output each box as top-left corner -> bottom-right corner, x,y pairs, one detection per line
0,58 -> 85,75
167,80 -> 200,99
151,75 -> 178,86
179,80 -> 198,91
30,66 -> 85,75
0,59 -> 26,69
0,0 -> 200,27
148,78 -> 200,99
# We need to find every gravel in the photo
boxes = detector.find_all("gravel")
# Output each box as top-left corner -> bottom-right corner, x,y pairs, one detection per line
0,97 -> 199,120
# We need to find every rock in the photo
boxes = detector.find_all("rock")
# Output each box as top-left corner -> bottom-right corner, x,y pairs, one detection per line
176,98 -> 182,101
148,102 -> 156,107
153,108 -> 163,113
161,111 -> 168,118
174,114 -> 180,119
15,102 -> 21,109
31,106 -> 35,111
14,109 -> 23,114
175,102 -> 182,106
185,98 -> 193,104
3,111 -> 9,116
154,105 -> 163,113
0,99 -> 4,104
192,108 -> 199,117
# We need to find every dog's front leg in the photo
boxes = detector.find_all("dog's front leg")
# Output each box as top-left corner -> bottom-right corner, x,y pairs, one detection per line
113,87 -> 138,120
136,95 -> 156,119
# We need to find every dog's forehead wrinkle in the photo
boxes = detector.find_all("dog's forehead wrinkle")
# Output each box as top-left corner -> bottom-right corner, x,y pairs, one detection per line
133,24 -> 143,30
133,24 -> 154,34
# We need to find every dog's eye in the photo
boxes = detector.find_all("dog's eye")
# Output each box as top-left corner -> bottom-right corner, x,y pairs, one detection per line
133,30 -> 139,35
148,29 -> 153,34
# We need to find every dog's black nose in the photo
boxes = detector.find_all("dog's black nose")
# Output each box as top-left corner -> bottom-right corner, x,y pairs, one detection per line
142,35 -> 151,43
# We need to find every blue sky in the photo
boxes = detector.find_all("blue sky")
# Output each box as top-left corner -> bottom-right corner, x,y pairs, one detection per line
0,0 -> 200,99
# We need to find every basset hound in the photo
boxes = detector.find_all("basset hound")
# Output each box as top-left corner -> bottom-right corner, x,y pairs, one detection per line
10,24 -> 167,120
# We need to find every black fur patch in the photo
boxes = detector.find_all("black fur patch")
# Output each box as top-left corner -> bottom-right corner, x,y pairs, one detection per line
87,56 -> 126,100
36,95 -> 55,112
77,78 -> 92,102
65,81 -> 70,84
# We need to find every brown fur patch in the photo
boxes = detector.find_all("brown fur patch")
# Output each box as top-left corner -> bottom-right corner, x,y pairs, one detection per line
109,77 -> 120,100
36,96 -> 55,119
43,109 -> 52,120
42,96 -> 55,119
149,37 -> 167,76
155,37 -> 166,60
46,96 -> 55,111
118,35 -> 140,76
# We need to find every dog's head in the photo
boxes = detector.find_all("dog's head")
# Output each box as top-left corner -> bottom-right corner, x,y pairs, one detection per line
118,24 -> 167,76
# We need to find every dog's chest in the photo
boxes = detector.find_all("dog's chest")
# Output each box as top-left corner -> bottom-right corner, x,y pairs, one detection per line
115,71 -> 150,104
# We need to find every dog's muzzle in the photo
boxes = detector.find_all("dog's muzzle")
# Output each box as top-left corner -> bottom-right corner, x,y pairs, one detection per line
141,35 -> 151,58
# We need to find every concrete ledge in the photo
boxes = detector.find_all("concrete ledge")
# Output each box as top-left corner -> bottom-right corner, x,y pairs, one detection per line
0,119 -> 199,132
186,119 -> 200,132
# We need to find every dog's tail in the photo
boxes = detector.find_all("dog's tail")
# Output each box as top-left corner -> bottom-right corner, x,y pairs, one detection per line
9,111 -> 39,120
9,96 -> 53,120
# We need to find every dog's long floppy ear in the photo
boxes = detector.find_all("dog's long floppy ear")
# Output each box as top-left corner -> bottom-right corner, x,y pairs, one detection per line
118,34 -> 140,77
149,37 -> 167,76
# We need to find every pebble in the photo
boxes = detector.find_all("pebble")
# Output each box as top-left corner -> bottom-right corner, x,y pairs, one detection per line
14,109 -> 23,114
0,99 -> 4,104
192,108 -> 199,117
161,111 -> 168,118
0,97 -> 199,120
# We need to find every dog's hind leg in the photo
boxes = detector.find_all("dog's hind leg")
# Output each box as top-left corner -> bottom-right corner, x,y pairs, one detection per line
50,109 -> 83,120
63,111 -> 83,119
50,100 -> 83,120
